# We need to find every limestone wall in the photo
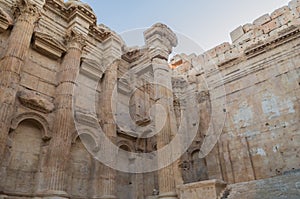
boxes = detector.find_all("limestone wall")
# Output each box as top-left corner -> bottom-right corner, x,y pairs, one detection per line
0,0 -> 299,198
172,0 -> 300,185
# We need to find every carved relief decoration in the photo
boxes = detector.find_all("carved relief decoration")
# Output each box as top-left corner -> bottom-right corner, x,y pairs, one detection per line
17,90 -> 55,114
90,24 -> 112,42
65,28 -> 86,49
121,47 -> 145,63
13,0 -> 40,20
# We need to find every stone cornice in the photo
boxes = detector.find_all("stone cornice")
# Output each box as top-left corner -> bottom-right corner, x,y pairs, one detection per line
67,3 -> 96,25
244,25 -> 300,58
44,0 -> 96,25
121,47 -> 145,63
44,0 -> 68,20
89,25 -> 112,42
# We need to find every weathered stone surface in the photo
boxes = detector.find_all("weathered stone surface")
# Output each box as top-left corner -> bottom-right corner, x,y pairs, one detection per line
0,0 -> 299,199
177,180 -> 227,199
230,26 -> 245,43
18,90 -> 54,113
253,14 -> 272,25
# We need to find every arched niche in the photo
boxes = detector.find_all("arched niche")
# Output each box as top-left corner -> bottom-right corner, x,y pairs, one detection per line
68,133 -> 94,198
11,112 -> 51,141
4,118 -> 46,194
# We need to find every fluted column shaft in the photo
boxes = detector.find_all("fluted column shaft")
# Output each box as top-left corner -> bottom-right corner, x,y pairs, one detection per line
0,1 -> 39,161
153,58 -> 178,199
97,61 -> 118,199
44,31 -> 85,196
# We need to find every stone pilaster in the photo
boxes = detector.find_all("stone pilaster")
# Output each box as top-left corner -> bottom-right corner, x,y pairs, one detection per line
144,23 -> 179,199
0,0 -> 40,163
42,29 -> 85,198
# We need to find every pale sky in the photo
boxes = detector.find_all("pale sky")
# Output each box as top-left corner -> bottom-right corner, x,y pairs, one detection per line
83,0 -> 290,53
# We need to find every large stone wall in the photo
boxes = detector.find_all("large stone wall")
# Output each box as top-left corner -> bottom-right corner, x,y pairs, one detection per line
0,0 -> 299,199
171,0 -> 300,189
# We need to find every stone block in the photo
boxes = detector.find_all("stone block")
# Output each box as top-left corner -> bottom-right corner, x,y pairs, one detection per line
271,6 -> 290,19
243,23 -> 254,33
215,42 -> 231,55
224,47 -> 240,60
289,8 -> 300,19
288,0 -> 300,10
253,14 -> 272,26
177,180 -> 227,199
253,27 -> 264,37
20,73 -> 39,90
261,19 -> 280,34
290,17 -> 300,26
234,31 -> 254,44
297,5 -> 300,15
230,26 -> 245,42
277,12 -> 295,26
37,80 -> 56,97
206,47 -> 217,58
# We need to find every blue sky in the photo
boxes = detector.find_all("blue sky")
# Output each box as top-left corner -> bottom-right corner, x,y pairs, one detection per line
83,0 -> 290,53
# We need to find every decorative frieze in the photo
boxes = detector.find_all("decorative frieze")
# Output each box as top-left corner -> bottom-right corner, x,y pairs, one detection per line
90,24 -> 112,42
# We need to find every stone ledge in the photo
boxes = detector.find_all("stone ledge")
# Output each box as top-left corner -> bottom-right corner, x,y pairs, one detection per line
177,179 -> 227,199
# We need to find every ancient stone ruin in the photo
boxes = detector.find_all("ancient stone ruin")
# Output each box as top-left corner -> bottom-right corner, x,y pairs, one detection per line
0,0 -> 299,198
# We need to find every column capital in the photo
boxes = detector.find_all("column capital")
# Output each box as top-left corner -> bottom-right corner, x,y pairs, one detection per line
65,28 -> 86,50
13,0 -> 40,21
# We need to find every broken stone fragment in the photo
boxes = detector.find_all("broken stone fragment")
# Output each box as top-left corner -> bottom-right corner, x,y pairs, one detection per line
18,90 -> 55,113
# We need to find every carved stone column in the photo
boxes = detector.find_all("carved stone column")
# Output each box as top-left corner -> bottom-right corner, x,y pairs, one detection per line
0,0 -> 40,162
97,61 -> 119,199
144,23 -> 179,199
42,30 -> 85,198
153,58 -> 178,199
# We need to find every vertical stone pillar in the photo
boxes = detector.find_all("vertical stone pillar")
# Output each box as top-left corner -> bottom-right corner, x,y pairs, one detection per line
42,29 -> 85,198
97,60 -> 119,199
144,23 -> 179,199
153,58 -> 178,199
0,0 -> 39,162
